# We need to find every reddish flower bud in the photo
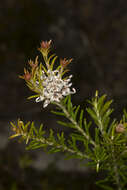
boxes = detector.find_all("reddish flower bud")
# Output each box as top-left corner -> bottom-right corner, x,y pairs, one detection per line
28,57 -> 38,70
40,40 -> 52,50
29,60 -> 36,69
115,124 -> 125,133
60,58 -> 73,68
24,72 -> 31,80
19,68 -> 31,81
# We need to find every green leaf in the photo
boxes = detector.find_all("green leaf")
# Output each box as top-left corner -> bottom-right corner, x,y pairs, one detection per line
51,110 -> 65,116
101,100 -> 113,116
96,178 -> 114,190
107,119 -> 116,137
62,95 -> 69,105
31,122 -> 38,136
84,119 -> 91,135
61,69 -> 69,77
27,141 -> 46,150
71,133 -> 85,142
123,109 -> 127,121
57,121 -> 69,127
57,132 -> 65,144
57,121 -> 75,129
27,94 -> 39,100
41,63 -> 47,73
24,121 -> 30,133
10,122 -> 16,129
74,105 -> 80,120
56,65 -> 61,71
67,95 -> 73,112
38,124 -> 45,137
79,109 -> 84,128
86,108 -> 98,122
69,136 -> 78,151
102,109 -> 113,123
98,94 -> 106,111
48,147 -> 61,153
48,54 -> 56,65
49,129 -> 54,139
50,55 -> 58,70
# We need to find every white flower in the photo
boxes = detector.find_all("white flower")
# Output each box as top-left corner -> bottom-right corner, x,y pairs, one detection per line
35,69 -> 76,108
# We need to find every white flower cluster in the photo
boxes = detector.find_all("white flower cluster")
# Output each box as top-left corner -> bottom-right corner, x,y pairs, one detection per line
36,69 -> 76,108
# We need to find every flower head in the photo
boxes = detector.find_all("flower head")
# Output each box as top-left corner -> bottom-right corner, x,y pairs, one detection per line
35,69 -> 76,108
20,40 -> 76,108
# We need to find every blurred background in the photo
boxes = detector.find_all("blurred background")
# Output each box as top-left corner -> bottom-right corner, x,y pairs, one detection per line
1,0 -> 127,189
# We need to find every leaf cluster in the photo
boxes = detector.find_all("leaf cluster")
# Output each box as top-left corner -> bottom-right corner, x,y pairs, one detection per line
9,92 -> 127,189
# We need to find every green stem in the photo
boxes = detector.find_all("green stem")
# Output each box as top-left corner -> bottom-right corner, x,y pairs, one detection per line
94,98 -> 122,189
36,137 -> 89,159
94,101 -> 106,137
43,54 -> 49,69
111,145 -> 122,190
114,165 -> 122,190
55,102 -> 97,148
22,132 -> 89,159
93,100 -> 109,144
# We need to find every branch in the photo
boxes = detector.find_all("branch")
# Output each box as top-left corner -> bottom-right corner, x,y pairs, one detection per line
55,102 -> 97,148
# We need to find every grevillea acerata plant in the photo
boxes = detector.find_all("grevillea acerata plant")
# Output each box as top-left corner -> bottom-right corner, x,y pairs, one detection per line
10,40 -> 127,190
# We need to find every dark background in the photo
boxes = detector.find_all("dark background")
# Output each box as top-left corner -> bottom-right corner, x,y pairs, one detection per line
1,0 -> 127,189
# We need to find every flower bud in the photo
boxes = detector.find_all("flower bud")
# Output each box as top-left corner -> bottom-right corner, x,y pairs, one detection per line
39,40 -> 52,57
60,58 -> 73,68
115,124 -> 125,133
19,69 -> 31,81
40,40 -> 52,49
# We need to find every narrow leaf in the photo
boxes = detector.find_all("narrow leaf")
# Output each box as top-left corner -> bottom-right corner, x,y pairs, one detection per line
98,95 -> 106,111
79,109 -> 84,128
74,105 -> 80,120
51,110 -> 65,116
